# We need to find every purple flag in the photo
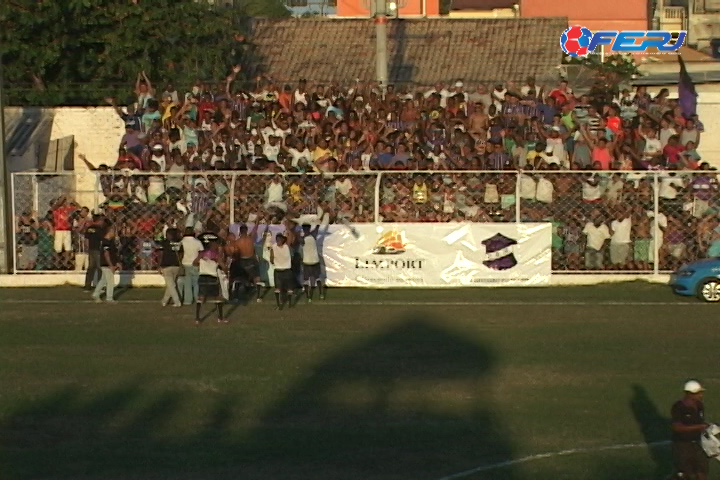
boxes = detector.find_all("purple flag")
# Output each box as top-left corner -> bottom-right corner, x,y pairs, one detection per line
678,55 -> 697,118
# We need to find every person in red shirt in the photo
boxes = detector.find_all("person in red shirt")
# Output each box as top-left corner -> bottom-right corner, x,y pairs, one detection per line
548,80 -> 572,106
663,135 -> 685,166
605,106 -> 622,135
51,196 -> 78,268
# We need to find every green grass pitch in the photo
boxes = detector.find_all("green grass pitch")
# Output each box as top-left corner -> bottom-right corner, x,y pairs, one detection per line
0,283 -> 716,480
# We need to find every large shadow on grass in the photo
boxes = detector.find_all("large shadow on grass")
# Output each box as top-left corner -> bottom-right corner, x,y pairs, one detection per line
248,314 -> 516,480
587,385 -> 672,480
629,384 -> 673,479
0,315 -> 515,480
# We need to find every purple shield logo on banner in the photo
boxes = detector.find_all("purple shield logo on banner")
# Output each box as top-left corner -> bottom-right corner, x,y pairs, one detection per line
482,233 -> 518,271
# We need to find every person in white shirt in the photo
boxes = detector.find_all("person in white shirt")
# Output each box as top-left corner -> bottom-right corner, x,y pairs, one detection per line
269,233 -> 295,310
659,169 -> 685,213
648,210 -> 667,263
609,208 -> 632,267
301,224 -> 325,302
540,145 -> 563,166
424,82 -> 450,108
659,119 -> 677,148
334,176 -> 353,198
518,169 -> 537,202
180,229 -> 204,305
582,174 -> 603,204
583,214 -> 611,269
293,80 -> 309,106
288,142 -> 311,168
265,175 -> 286,211
209,146 -> 226,168
263,136 -> 281,163
535,174 -> 554,205
149,144 -> 167,171
491,83 -> 507,110
520,76 -> 538,97
641,129 -> 662,161
194,239 -> 228,324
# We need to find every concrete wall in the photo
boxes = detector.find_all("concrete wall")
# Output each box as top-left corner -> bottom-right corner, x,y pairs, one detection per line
521,0 -> 648,32
6,106 -> 124,209
688,12 -> 720,49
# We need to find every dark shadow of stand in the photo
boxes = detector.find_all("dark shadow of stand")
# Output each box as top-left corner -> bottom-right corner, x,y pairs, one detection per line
0,315 -> 518,480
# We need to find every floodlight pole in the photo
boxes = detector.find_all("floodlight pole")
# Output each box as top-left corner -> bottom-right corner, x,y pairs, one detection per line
0,54 -> 11,274
374,0 -> 389,96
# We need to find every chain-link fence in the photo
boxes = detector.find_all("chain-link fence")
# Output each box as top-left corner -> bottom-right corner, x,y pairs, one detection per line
11,170 -> 720,274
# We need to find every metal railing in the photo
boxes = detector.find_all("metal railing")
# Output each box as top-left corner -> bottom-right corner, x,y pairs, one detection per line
11,170 -> 720,274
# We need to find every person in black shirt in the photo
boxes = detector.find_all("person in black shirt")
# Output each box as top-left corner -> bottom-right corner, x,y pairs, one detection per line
16,212 -> 38,270
92,227 -> 121,303
158,228 -> 183,307
671,380 -> 709,480
83,216 -> 107,291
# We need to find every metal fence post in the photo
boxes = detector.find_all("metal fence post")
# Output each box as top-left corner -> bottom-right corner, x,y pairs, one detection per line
93,171 -> 100,212
374,172 -> 382,223
514,170 -> 521,223
10,173 -> 17,273
653,172 -> 660,276
31,174 -> 39,217
229,174 -> 236,226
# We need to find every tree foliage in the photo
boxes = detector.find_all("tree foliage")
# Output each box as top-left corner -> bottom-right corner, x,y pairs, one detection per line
0,0 -> 290,106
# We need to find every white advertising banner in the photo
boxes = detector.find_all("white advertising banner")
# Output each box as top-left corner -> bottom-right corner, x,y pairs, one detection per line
321,223 -> 552,287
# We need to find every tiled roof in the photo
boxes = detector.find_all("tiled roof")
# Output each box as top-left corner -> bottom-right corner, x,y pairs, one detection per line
248,17 -> 568,86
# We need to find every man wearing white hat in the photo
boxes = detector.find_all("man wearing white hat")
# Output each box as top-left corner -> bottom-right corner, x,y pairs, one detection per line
671,380 -> 709,480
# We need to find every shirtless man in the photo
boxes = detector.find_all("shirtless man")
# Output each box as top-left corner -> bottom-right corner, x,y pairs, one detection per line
632,204 -> 652,270
467,102 -> 489,141
228,217 -> 264,302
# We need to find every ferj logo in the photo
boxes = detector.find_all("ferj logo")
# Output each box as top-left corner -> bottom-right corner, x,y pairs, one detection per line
372,230 -> 407,255
560,25 -> 686,57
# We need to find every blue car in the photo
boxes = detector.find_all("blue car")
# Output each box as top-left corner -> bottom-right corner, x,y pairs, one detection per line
670,258 -> 720,302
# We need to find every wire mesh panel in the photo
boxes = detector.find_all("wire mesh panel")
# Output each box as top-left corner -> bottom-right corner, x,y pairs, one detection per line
378,171 -> 518,223
12,171 -> 380,273
526,171 -> 662,273
12,172 -> 99,272
658,170 -> 720,271
231,172 -> 379,225
13,170 -> 719,274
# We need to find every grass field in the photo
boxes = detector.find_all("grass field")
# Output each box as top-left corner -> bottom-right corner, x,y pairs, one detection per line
0,283 -> 717,480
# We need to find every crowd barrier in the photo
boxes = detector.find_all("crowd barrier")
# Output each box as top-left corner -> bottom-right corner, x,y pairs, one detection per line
10,170 -> 720,276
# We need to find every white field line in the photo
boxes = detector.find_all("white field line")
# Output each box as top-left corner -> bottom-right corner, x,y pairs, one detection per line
436,440 -> 671,480
0,299 -> 710,306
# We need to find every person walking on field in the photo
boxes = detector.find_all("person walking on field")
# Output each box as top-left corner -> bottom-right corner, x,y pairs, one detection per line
92,227 -> 121,304
195,239 -> 228,324
158,228 -> 183,307
181,228 -> 203,305
671,380 -> 709,480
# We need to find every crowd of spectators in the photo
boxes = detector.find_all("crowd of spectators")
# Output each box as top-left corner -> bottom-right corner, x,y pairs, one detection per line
14,68 -> 720,273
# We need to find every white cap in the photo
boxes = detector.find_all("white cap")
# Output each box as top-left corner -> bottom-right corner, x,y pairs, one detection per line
455,81 -> 464,88
684,380 -> 705,393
